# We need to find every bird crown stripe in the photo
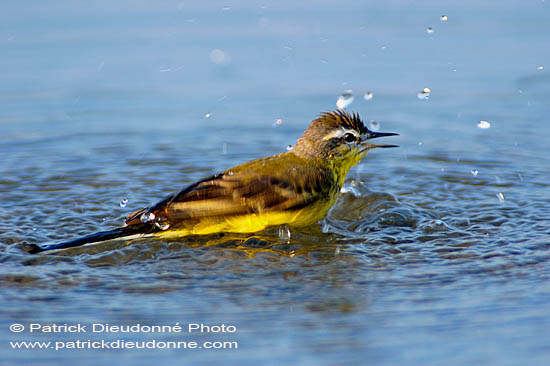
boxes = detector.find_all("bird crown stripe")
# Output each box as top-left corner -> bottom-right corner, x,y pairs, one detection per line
318,110 -> 367,134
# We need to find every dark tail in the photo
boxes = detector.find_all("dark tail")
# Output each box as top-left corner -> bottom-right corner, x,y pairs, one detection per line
28,224 -> 159,254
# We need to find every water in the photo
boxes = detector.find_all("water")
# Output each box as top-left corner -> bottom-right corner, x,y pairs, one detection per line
363,91 -> 374,101
477,120 -> 492,129
368,120 -> 381,131
336,90 -> 354,110
417,87 -> 432,100
1,1 -> 550,365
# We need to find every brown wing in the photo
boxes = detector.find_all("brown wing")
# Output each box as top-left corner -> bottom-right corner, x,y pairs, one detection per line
125,166 -> 333,228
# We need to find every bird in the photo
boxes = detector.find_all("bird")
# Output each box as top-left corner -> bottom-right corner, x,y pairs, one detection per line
28,110 -> 397,254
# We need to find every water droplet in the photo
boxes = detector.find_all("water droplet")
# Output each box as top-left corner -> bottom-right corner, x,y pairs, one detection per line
221,6 -> 231,11
537,65 -> 544,70
141,212 -> 156,223
204,112 -> 211,118
417,87 -> 431,100
272,119 -> 283,127
210,49 -> 231,65
418,141 -> 423,146
340,181 -> 361,196
518,173 -> 524,181
156,223 -> 170,230
363,91 -> 374,100
286,144 -> 293,151
368,120 -> 380,131
471,169 -> 479,176
426,27 -> 434,34
380,45 -> 387,50
119,198 -> 128,208
477,120 -> 491,129
336,90 -> 354,109
159,65 -> 184,73
278,225 -> 291,243
496,192 -> 505,202
440,15 -> 448,21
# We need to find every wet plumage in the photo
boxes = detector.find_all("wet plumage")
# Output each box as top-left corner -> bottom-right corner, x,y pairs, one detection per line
29,110 -> 397,253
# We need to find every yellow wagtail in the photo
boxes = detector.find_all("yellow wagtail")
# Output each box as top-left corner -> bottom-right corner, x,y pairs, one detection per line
29,110 -> 397,253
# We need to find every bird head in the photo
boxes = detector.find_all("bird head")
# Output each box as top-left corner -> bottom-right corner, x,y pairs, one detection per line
293,110 -> 398,165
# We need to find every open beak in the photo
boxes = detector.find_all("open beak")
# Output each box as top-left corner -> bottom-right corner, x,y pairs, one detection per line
360,131 -> 399,151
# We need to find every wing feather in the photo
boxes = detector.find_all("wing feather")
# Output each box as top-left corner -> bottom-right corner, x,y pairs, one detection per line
125,164 -> 334,228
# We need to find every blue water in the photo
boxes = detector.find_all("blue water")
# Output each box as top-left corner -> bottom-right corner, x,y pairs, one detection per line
1,1 -> 549,365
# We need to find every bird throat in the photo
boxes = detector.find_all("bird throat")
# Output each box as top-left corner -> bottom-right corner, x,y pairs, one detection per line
331,151 -> 367,188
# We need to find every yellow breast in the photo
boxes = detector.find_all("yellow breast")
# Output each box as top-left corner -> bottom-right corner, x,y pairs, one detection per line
155,198 -> 333,239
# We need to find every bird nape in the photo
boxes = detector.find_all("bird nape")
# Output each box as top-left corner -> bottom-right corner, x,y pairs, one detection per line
27,110 -> 398,254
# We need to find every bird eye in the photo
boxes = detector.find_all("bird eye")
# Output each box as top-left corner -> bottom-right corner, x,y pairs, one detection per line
343,133 -> 356,143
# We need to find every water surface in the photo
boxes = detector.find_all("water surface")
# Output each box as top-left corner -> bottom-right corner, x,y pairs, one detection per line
1,1 -> 549,365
